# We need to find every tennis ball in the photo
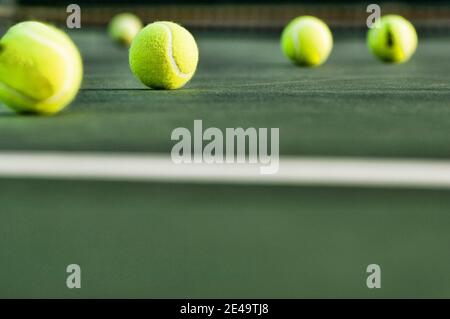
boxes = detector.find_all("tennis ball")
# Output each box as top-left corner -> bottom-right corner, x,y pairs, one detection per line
108,13 -> 143,46
129,21 -> 199,90
367,15 -> 418,63
0,21 -> 83,115
281,16 -> 333,67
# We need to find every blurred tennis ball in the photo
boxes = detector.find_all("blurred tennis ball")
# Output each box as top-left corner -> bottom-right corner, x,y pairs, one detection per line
129,21 -> 199,90
108,13 -> 143,46
367,15 -> 418,63
0,21 -> 83,115
281,16 -> 333,67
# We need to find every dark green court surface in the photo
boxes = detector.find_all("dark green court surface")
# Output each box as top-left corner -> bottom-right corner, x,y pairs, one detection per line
0,30 -> 450,298
0,31 -> 449,158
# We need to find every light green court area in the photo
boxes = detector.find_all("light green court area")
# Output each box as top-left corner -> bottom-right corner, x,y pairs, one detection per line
0,29 -> 449,298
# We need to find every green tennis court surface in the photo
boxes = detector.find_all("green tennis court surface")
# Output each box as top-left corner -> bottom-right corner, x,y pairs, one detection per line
1,29 -> 450,298
1,31 -> 449,158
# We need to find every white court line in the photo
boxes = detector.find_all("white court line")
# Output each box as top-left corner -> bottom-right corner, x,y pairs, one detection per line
0,152 -> 450,189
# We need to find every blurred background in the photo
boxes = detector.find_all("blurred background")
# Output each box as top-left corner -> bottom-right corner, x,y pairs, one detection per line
1,0 -> 449,34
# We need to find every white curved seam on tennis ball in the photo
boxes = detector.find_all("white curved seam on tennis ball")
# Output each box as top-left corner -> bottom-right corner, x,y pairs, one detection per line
159,22 -> 191,79
291,22 -> 303,60
0,81 -> 40,104
7,25 -> 79,106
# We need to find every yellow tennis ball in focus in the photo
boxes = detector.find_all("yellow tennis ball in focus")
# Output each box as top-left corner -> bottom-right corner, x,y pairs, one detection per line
0,21 -> 83,115
129,21 -> 199,90
281,16 -> 333,67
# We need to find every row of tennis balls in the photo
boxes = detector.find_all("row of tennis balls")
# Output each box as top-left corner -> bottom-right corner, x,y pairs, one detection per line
282,15 -> 418,66
110,13 -> 418,67
0,14 -> 417,115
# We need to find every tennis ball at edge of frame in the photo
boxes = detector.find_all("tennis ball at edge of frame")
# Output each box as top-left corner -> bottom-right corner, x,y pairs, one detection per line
108,13 -> 143,46
129,21 -> 199,90
281,16 -> 334,67
0,21 -> 83,115
367,15 -> 418,64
